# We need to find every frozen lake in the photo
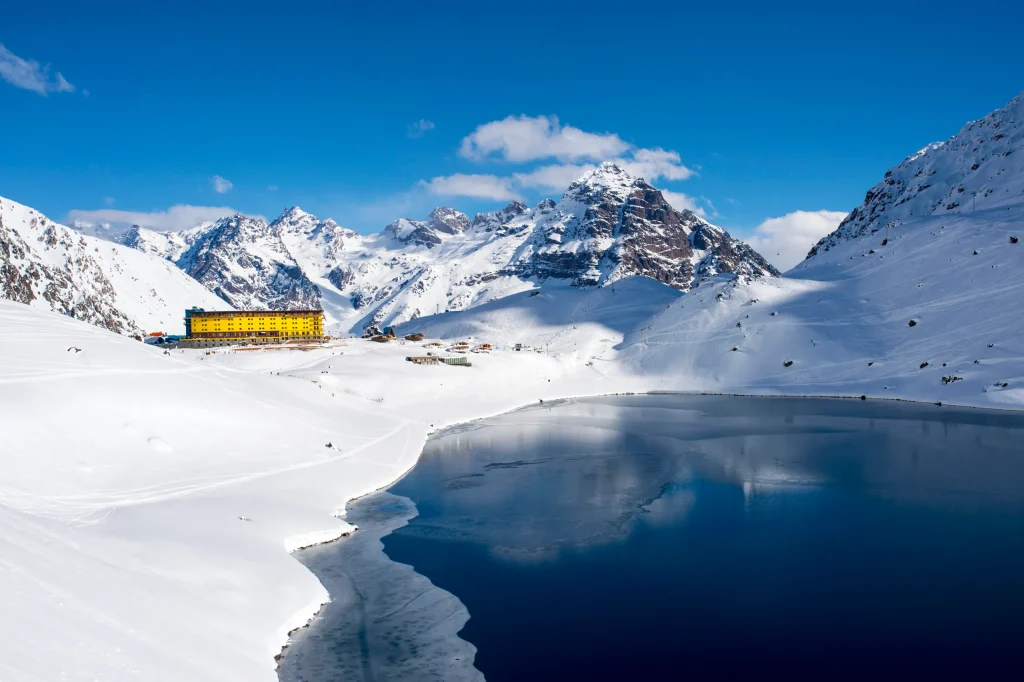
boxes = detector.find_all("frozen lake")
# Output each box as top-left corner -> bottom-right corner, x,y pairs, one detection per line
278,395 -> 1024,680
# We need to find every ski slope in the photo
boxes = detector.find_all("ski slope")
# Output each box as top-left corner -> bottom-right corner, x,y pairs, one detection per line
0,299 -> 641,682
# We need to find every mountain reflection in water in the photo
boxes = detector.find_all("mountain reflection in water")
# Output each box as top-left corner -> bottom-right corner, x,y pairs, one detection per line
279,395 -> 1024,682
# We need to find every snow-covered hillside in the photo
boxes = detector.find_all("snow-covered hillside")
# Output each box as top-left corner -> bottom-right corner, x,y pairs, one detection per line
405,276 -> 681,363
810,92 -> 1023,255
399,94 -> 1024,411
115,164 -> 777,333
0,196 -> 227,335
620,204 -> 1023,408
0,297 -> 637,682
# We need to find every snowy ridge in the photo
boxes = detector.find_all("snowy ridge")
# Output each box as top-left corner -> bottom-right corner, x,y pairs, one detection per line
810,92 -> 1024,255
0,196 -> 227,335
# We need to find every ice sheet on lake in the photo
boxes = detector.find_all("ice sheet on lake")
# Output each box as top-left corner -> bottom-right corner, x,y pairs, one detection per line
277,492 -> 482,682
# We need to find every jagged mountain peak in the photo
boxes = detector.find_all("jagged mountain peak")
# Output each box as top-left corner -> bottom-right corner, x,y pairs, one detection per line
565,162 -> 638,203
384,207 -> 471,247
426,207 -> 470,234
580,160 -> 632,182
274,205 -> 315,222
470,201 -> 530,232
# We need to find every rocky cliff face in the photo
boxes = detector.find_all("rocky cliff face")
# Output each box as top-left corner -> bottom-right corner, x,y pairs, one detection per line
384,207 -> 474,248
513,163 -> 779,288
176,213 -> 322,310
809,92 -> 1024,257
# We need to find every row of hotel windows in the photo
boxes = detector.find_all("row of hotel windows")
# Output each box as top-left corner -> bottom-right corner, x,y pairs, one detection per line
191,331 -> 319,338
195,323 -> 316,329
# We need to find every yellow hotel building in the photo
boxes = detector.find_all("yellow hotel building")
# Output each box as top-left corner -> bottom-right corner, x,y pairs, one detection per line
181,307 -> 325,348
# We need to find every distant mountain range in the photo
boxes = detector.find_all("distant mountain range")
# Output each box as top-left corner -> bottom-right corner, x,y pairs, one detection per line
111,163 -> 778,333
4,92 -> 1022,348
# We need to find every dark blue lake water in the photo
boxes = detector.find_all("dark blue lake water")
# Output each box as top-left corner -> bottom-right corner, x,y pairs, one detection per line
279,395 -> 1024,681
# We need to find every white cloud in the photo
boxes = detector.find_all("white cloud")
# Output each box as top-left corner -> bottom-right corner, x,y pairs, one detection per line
424,116 -> 697,204
408,119 -> 436,138
103,196 -> 115,206
457,116 -> 693,184
746,210 -> 848,271
267,184 -> 278,191
618,148 -> 694,181
211,175 -> 233,193
0,43 -> 75,96
418,174 -> 521,201
661,190 -> 707,217
459,115 -> 630,163
513,163 -> 596,191
429,157 -> 695,203
67,205 -> 239,233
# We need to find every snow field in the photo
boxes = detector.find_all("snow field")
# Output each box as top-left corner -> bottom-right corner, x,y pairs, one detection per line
0,299 -> 643,682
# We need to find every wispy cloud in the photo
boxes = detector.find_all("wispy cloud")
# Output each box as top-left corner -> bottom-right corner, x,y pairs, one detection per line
67,205 -> 240,233
434,115 -> 694,200
513,163 -> 595,191
429,156 -> 695,201
0,43 -> 75,96
660,190 -> 707,217
618,148 -> 694,182
267,184 -> 279,191
745,209 -> 848,271
460,115 -> 629,163
407,119 -> 436,138
211,175 -> 233,193
418,174 -> 521,201
103,196 -> 116,206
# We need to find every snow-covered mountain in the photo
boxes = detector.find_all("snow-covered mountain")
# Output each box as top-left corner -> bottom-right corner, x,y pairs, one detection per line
0,196 -> 227,335
509,163 -> 778,287
401,93 -> 1024,409
810,92 -> 1023,255
116,163 -> 777,333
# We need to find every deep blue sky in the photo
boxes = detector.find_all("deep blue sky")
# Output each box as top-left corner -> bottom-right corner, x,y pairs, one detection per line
1,1 -> 1022,237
